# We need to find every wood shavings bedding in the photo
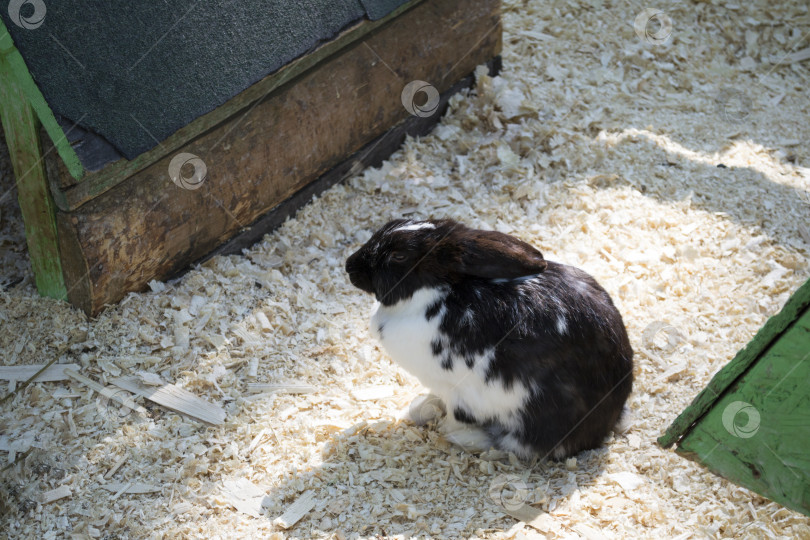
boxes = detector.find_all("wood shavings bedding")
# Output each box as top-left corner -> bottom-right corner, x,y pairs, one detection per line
2,0 -> 810,538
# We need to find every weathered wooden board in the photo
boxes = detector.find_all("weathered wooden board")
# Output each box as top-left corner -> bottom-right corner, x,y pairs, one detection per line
673,305 -> 810,516
55,0 -> 502,315
205,59 -> 499,261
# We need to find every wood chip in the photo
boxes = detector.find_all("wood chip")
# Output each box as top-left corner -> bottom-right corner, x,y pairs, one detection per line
111,482 -> 133,500
247,428 -> 269,454
111,376 -> 225,425
104,455 -> 128,480
246,382 -> 316,395
65,409 -> 78,437
769,47 -> 810,64
101,482 -> 162,495
502,505 -> 559,533
0,363 -> 80,382
136,371 -> 164,386
653,361 -> 689,383
256,311 -> 272,331
273,490 -> 316,529
40,486 -> 71,504
63,369 -> 148,416
607,472 -> 645,493
221,478 -> 269,518
51,388 -> 81,399
351,385 -> 396,401
503,504 -> 544,524
571,523 -> 610,540
172,501 -> 194,515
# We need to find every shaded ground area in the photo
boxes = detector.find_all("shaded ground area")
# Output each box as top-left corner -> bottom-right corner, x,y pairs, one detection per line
0,128 -> 31,291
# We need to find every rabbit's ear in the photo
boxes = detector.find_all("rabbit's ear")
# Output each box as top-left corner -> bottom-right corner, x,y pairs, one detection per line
452,230 -> 547,279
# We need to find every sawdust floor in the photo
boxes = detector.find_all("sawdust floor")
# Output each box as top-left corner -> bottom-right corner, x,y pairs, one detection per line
2,0 -> 810,538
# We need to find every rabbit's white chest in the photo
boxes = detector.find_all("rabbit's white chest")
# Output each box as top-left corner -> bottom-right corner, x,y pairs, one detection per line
370,287 -> 530,427
370,287 -> 448,389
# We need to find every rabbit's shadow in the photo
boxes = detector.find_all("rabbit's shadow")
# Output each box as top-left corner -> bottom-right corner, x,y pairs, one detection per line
258,415 -> 615,537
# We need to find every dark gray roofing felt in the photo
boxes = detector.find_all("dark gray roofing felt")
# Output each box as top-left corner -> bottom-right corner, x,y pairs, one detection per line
2,0 -> 409,163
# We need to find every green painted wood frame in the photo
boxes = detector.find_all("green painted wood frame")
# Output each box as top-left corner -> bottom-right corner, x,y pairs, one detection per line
0,19 -> 74,300
660,278 -> 810,447
660,278 -> 810,516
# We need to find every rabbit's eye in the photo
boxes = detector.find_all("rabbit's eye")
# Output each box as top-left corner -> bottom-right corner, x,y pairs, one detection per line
390,252 -> 408,263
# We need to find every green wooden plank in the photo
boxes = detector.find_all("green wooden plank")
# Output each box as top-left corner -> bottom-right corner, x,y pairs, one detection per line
57,0 -> 426,211
675,307 -> 810,516
0,53 -> 67,300
659,277 -> 810,447
0,19 -> 83,182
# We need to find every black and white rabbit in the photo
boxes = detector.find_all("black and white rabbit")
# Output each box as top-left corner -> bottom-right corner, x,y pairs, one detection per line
345,219 -> 633,459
